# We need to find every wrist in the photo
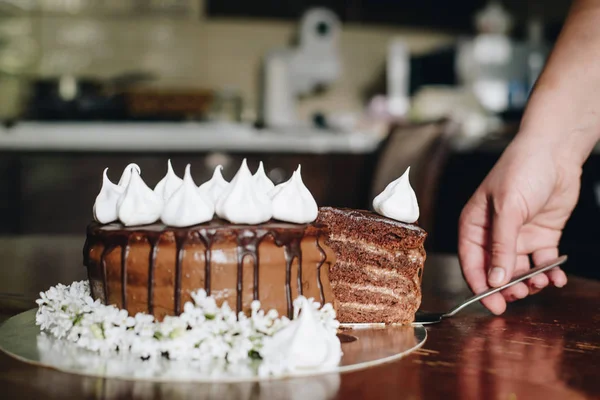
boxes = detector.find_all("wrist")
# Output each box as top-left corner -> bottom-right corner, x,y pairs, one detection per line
517,89 -> 600,166
515,125 -> 597,168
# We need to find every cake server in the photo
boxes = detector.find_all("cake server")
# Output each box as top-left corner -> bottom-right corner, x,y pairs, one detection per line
413,255 -> 568,325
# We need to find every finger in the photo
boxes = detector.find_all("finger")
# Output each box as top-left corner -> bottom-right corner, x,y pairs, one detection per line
499,255 -> 529,301
532,248 -> 568,288
503,283 -> 529,302
522,252 -> 550,295
461,236 -> 508,314
458,225 -> 489,296
458,195 -> 489,295
479,293 -> 507,315
488,195 -> 523,287
459,197 -> 507,315
547,268 -> 568,288
527,272 -> 549,295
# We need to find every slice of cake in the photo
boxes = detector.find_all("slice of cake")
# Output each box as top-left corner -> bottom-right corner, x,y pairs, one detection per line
317,167 -> 426,324
317,208 -> 426,324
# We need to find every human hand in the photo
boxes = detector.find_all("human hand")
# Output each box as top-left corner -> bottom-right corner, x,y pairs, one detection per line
458,135 -> 577,314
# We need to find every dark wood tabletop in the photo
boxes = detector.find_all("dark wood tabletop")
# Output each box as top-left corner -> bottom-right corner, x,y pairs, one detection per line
0,236 -> 598,400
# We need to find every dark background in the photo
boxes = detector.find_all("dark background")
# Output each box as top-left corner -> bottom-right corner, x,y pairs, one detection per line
207,0 -> 571,38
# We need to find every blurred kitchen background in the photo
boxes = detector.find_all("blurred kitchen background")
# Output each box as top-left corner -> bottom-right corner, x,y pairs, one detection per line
0,0 -> 597,279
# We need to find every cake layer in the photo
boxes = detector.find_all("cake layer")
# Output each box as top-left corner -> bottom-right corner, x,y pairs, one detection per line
84,220 -> 337,321
317,207 -> 426,251
317,207 -> 426,324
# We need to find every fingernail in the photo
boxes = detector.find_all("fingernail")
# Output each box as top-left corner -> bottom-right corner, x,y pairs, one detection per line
488,267 -> 505,286
555,282 -> 565,288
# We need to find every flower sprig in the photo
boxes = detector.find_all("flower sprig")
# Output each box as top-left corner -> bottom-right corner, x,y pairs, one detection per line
35,281 -> 338,375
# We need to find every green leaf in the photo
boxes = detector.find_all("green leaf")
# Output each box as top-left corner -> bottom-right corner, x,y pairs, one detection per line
248,349 -> 262,360
72,314 -> 84,325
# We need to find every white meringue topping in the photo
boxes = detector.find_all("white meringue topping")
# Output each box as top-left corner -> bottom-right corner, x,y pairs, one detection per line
253,161 -> 275,194
117,169 -> 164,226
93,168 -> 125,224
216,159 -> 272,224
372,167 -> 420,223
270,166 -> 318,224
154,159 -> 183,201
198,165 -> 229,204
161,164 -> 214,227
260,297 -> 342,372
117,163 -> 141,187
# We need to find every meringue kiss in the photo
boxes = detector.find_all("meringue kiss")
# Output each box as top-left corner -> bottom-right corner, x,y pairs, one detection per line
372,167 -> 419,223
154,159 -> 183,201
117,163 -> 141,187
216,159 -> 272,224
198,165 -> 229,204
93,168 -> 124,224
117,170 -> 163,226
270,165 -> 318,224
260,297 -> 342,371
253,161 -> 275,194
161,164 -> 214,227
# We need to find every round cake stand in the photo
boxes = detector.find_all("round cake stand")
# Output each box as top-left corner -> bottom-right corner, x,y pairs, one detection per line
0,309 -> 426,383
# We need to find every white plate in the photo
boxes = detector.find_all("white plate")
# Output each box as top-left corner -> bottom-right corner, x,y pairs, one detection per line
0,309 -> 426,383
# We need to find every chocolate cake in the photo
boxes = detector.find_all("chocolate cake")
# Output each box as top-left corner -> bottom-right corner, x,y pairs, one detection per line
316,207 -> 426,324
84,220 -> 337,321
85,159 -> 427,325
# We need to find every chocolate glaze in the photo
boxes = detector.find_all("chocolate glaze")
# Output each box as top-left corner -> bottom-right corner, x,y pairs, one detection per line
121,244 -> 130,310
315,238 -> 327,305
84,219 -> 336,320
197,231 -> 215,295
147,238 -> 159,314
174,233 -> 186,315
236,230 -> 260,313
99,244 -> 113,303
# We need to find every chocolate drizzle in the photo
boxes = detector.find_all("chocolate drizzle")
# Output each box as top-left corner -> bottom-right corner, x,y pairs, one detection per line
99,244 -> 112,303
296,246 -> 303,297
147,235 -> 160,314
236,230 -> 266,313
277,233 -> 303,318
283,245 -> 293,319
83,220 -> 332,321
197,230 -> 216,295
121,243 -> 130,309
315,237 -> 327,305
174,233 -> 187,315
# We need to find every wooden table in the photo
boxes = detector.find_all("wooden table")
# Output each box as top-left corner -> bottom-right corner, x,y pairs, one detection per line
0,236 -> 598,399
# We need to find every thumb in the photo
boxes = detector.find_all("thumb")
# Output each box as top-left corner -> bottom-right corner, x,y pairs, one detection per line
488,199 -> 521,287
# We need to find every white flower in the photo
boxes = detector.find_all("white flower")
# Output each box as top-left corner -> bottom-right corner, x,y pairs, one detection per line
34,281 -> 341,376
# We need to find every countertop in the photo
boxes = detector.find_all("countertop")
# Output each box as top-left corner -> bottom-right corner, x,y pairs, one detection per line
0,236 -> 598,399
0,122 -> 382,154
